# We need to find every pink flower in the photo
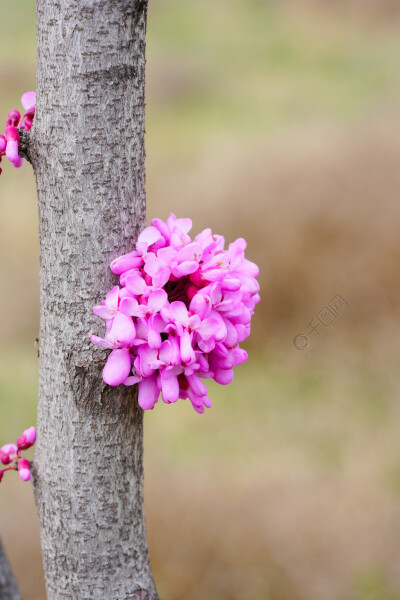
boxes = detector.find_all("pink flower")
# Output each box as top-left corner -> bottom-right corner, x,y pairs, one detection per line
17,426 -> 37,450
18,459 -> 31,482
0,91 -> 36,174
103,348 -> 132,386
20,92 -> 36,130
0,444 -> 18,465
0,427 -> 36,484
5,126 -> 21,166
91,214 -> 260,413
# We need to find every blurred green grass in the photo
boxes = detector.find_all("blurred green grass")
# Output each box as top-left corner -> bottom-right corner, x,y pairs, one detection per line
1,1 -> 400,599
146,0 -> 400,149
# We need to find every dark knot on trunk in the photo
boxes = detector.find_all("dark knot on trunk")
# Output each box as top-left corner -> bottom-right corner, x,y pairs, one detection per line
17,127 -> 31,163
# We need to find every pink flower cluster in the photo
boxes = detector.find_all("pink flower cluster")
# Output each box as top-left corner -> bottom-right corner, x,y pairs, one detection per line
0,91 -> 35,174
92,214 -> 260,413
0,427 -> 36,482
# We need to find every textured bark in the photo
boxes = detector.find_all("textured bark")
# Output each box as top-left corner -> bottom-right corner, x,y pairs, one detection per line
30,1 -> 158,598
0,540 -> 22,600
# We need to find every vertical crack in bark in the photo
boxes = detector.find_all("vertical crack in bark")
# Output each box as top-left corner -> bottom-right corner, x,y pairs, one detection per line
31,1 -> 158,598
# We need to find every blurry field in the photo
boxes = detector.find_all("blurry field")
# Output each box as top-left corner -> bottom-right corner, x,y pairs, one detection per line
1,1 -> 400,599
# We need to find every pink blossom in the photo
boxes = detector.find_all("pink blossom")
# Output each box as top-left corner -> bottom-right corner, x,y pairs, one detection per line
103,348 -> 132,386
5,126 -> 21,165
0,427 -> 36,483
91,214 -> 260,413
0,91 -> 36,175
0,444 -> 18,465
18,459 -> 31,482
17,426 -> 37,450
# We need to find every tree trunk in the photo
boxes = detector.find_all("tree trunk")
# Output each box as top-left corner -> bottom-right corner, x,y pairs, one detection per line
0,540 -> 22,600
30,1 -> 158,598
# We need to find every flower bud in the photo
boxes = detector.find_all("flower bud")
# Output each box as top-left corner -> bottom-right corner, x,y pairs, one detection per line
18,459 -> 31,481
0,450 -> 10,464
6,109 -> 20,127
5,126 -> 20,164
0,444 -> 17,464
17,427 -> 36,450
21,91 -> 36,113
11,155 -> 23,168
22,115 -> 34,131
24,426 -> 37,446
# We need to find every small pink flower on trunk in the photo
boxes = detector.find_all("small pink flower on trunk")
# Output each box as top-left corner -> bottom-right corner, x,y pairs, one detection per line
18,459 -> 31,482
0,427 -> 36,483
0,444 -> 18,465
0,91 -> 36,174
91,214 -> 260,413
17,426 -> 37,450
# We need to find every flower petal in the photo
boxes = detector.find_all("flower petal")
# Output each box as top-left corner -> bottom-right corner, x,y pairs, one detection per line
138,376 -> 159,410
160,369 -> 180,403
157,245 -> 176,265
147,316 -> 162,349
6,139 -> 20,163
124,375 -> 142,386
137,344 -> 161,376
187,373 -> 208,397
177,242 -> 202,263
180,329 -> 195,364
106,286 -> 120,309
110,251 -> 142,275
213,368 -> 234,385
169,301 -> 188,325
125,274 -> 147,296
23,427 -> 36,446
119,297 -> 139,317
90,335 -> 113,349
174,217 -> 192,234
189,294 -> 209,320
137,226 -> 162,253
108,313 -> 136,347
21,91 -> 36,111
103,348 -> 131,386
151,218 -> 170,240
171,261 -> 199,278
148,289 -> 168,313
93,305 -> 116,319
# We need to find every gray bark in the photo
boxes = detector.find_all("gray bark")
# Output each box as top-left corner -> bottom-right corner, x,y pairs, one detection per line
29,1 -> 158,598
0,540 -> 22,600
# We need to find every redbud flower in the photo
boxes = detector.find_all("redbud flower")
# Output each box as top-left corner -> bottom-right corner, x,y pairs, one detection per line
92,214 -> 260,414
18,459 -> 31,482
20,91 -> 36,130
0,444 -> 18,465
6,109 -> 21,127
0,91 -> 36,174
5,126 -> 21,165
17,426 -> 37,450
0,427 -> 36,483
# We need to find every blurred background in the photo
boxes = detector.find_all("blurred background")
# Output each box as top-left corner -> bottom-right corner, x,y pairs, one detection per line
1,1 -> 400,598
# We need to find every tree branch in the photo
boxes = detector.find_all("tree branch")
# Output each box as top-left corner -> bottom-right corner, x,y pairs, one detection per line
0,539 -> 22,600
